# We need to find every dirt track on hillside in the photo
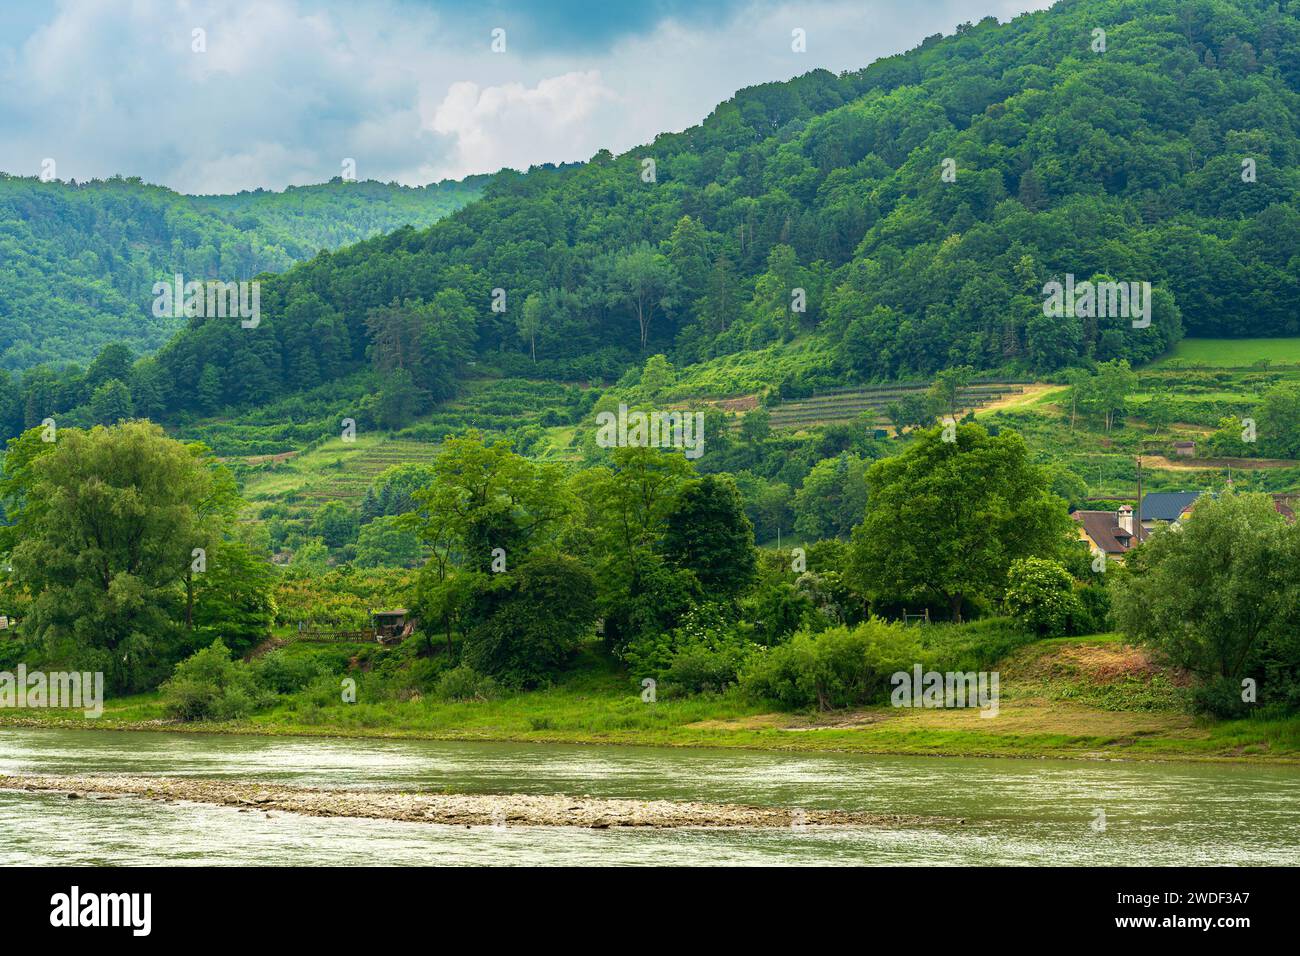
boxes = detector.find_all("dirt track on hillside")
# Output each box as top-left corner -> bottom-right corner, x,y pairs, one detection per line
1141,454 -> 1297,471
973,383 -> 1065,415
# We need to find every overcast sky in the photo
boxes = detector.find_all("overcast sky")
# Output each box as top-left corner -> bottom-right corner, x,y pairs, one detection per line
0,0 -> 1054,194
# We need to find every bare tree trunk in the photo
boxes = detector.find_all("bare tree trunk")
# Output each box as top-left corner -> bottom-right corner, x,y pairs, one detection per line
637,298 -> 649,350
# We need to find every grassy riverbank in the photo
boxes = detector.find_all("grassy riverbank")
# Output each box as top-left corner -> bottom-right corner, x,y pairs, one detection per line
3,636 -> 1298,764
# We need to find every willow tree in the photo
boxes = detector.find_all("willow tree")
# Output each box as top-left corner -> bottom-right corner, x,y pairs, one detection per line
4,421 -> 237,690
1112,492 -> 1300,714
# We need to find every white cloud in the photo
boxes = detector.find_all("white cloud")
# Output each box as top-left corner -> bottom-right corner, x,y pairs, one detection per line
428,71 -> 618,178
0,0 -> 1055,193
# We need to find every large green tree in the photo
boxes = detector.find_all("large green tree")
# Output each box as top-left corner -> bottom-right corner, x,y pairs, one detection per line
191,540 -> 277,658
610,244 -> 681,352
662,475 -> 757,599
4,422 -> 239,690
1112,492 -> 1300,712
87,379 -> 134,426
461,553 -> 598,687
409,430 -> 572,578
355,515 -> 423,569
409,431 -> 575,656
792,453 -> 870,540
848,423 -> 1071,622
1257,384 -> 1300,459
570,444 -> 696,650
364,293 -> 476,402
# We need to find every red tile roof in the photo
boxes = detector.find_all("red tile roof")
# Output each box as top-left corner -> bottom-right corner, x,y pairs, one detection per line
1072,510 -> 1151,554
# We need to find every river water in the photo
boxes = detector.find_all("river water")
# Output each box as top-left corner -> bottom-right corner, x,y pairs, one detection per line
1,728 -> 1297,866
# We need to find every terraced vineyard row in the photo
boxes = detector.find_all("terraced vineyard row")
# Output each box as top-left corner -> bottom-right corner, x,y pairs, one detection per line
240,437 -> 441,506
294,441 -> 441,503
766,383 -> 1028,430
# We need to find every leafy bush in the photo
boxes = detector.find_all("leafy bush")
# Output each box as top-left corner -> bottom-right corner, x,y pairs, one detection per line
625,603 -> 756,694
739,618 -> 922,711
292,672 -> 352,708
160,640 -> 271,721
742,578 -> 816,645
1073,582 -> 1112,634
0,635 -> 36,672
916,616 -> 1036,671
434,665 -> 499,702
462,554 -> 598,687
253,650 -> 329,694
662,645 -> 747,696
1205,416 -> 1257,457
1004,558 -> 1084,637
1190,676 -> 1252,720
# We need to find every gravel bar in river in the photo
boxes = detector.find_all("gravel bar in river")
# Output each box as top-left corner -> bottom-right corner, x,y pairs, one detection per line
0,773 -> 958,829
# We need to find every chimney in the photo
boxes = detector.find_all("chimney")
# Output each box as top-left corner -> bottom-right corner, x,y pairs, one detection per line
1117,505 -> 1133,535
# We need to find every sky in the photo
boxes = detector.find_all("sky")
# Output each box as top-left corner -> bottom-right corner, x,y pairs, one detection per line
0,0 -> 1054,195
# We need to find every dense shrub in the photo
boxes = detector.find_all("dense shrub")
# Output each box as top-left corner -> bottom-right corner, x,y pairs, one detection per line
739,618 -> 921,710
294,672 -> 353,708
915,617 -> 1036,672
434,665 -> 499,702
742,578 -> 817,645
662,646 -> 747,696
1190,676 -> 1253,720
253,650 -> 329,694
1073,583 -> 1112,634
160,640 -> 271,721
1004,558 -> 1084,637
625,602 -> 756,693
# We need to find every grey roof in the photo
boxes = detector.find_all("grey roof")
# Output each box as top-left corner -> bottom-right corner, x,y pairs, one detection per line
1140,491 -> 1202,522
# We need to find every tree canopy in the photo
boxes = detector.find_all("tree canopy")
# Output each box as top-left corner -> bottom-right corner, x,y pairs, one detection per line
849,423 -> 1072,621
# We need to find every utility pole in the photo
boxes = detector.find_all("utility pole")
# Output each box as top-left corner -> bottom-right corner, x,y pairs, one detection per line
1135,456 -> 1143,536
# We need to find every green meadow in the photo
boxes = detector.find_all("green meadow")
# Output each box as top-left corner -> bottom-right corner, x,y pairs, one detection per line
1155,338 -> 1300,368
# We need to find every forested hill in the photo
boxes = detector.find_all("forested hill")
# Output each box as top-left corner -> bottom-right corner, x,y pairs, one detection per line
0,174 -> 486,371
10,0 -> 1300,431
186,178 -> 491,259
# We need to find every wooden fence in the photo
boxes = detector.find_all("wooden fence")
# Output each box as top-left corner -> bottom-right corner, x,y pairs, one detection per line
295,628 -> 377,643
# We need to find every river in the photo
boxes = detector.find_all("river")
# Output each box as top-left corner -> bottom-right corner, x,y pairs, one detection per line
1,728 -> 1297,866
